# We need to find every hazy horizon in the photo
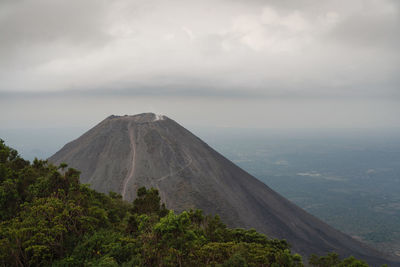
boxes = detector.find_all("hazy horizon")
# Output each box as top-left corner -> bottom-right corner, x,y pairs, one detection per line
1,124 -> 400,162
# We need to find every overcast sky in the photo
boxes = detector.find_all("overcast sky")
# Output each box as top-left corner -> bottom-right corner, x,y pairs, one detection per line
0,0 -> 399,129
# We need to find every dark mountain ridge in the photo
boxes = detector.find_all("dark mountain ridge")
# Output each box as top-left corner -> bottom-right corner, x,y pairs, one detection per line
49,113 -> 400,266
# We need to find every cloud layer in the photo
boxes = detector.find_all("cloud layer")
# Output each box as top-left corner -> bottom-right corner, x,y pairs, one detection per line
0,0 -> 399,128
1,0 -> 399,96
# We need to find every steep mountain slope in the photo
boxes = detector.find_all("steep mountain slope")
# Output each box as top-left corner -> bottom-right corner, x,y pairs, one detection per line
49,113 -> 399,266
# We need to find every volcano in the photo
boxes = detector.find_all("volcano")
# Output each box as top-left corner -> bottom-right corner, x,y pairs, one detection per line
49,113 -> 398,266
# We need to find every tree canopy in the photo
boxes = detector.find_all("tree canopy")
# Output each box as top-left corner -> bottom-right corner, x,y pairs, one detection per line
0,139 -> 378,266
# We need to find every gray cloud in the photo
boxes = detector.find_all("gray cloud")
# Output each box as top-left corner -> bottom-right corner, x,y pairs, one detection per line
0,0 -> 399,128
0,0 -> 111,68
0,0 -> 108,44
325,9 -> 400,49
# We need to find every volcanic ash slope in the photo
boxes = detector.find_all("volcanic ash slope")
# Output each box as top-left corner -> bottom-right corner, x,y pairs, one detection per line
49,113 -> 399,266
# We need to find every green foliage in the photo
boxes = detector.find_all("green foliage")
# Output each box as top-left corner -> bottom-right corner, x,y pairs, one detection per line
132,186 -> 168,217
0,140 -> 380,266
309,252 -> 369,267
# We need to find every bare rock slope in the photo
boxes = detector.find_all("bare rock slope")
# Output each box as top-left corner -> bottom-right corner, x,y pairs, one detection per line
49,113 -> 399,266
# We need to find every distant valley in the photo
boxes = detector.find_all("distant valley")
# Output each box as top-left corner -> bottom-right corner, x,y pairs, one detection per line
197,128 -> 400,257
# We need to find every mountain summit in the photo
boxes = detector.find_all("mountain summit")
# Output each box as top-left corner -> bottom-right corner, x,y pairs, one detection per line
49,113 -> 398,265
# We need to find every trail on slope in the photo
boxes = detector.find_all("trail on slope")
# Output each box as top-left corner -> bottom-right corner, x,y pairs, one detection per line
152,125 -> 193,183
122,124 -> 136,200
157,154 -> 193,182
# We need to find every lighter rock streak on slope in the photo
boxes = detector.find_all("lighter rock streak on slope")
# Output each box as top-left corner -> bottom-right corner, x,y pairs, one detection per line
122,124 -> 136,200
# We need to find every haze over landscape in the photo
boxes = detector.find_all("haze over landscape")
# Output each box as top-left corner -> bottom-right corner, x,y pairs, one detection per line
1,0 -> 400,266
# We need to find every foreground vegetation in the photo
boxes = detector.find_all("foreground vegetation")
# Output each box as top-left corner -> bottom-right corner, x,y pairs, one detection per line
0,140 -> 377,266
